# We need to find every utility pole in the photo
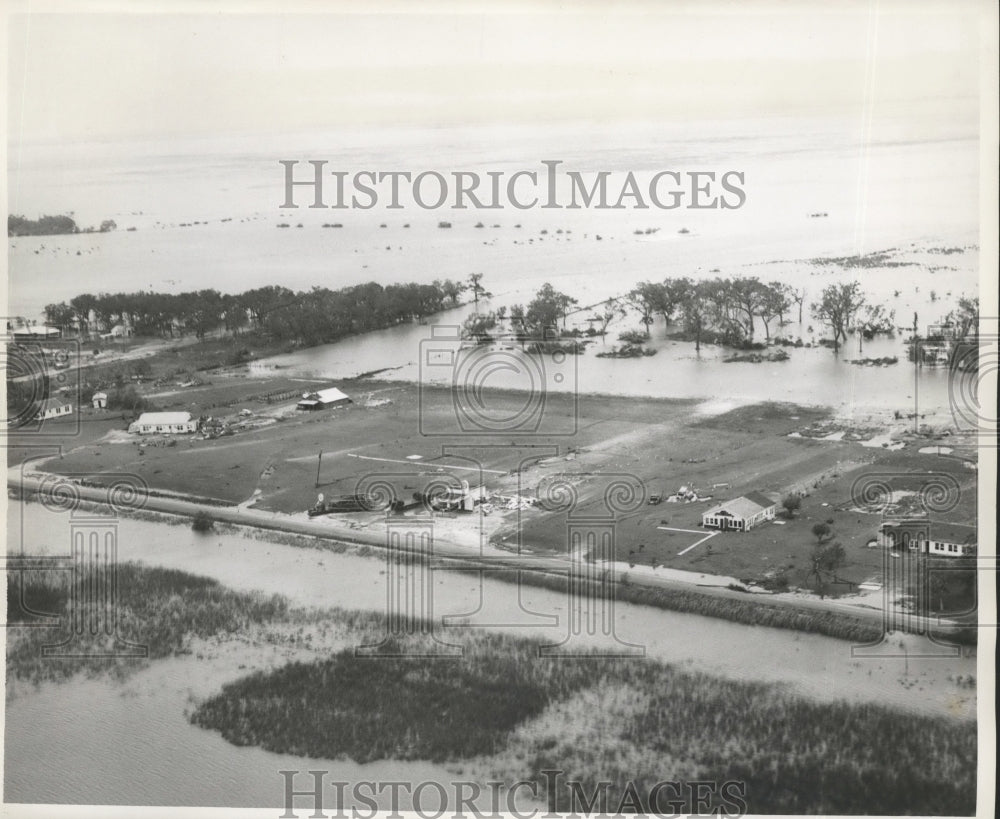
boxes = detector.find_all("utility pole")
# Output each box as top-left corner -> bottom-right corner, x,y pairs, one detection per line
315,450 -> 323,488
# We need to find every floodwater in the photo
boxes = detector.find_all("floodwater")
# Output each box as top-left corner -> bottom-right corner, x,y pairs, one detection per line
9,112 -> 978,322
5,112 -> 981,807
8,118 -> 978,417
4,503 -> 976,807
252,301 -> 963,415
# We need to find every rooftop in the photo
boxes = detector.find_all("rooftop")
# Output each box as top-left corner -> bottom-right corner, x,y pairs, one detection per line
930,522 -> 977,546
300,387 -> 350,403
134,411 -> 193,425
38,397 -> 72,409
878,519 -> 977,546
704,491 -> 776,519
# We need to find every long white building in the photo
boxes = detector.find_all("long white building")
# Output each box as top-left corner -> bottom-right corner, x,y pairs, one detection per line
128,411 -> 199,434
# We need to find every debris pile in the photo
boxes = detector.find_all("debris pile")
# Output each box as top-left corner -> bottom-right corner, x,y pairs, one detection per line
480,492 -> 539,514
666,485 -> 712,503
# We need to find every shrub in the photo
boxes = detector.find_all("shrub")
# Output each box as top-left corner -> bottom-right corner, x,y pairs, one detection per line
106,384 -> 149,413
781,495 -> 801,518
618,329 -> 648,345
227,347 -> 252,366
812,522 -> 832,543
192,511 -> 214,533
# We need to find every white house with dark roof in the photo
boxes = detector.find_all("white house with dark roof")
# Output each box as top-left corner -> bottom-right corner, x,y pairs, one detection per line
34,397 -> 74,421
926,522 -> 977,556
879,519 -> 977,557
702,491 -> 777,532
13,326 -> 61,341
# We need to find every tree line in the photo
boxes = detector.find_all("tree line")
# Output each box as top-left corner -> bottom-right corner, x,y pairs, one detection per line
461,276 -> 913,354
9,214 -> 117,237
44,278 -> 468,346
463,277 -> 834,351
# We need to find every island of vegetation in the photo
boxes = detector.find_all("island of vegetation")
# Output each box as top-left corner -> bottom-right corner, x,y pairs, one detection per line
191,628 -> 974,815
9,213 -> 118,236
7,560 -> 975,815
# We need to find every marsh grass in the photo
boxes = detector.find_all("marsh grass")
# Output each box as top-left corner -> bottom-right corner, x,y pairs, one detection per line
6,563 -> 288,685
191,628 -> 975,815
6,560 -> 976,815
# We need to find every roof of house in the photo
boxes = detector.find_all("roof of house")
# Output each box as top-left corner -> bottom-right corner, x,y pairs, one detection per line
92,392 -> 108,399
930,522 -> 977,546
134,411 -> 193,425
300,387 -> 349,403
38,397 -> 72,410
879,517 -> 929,529
704,491 -> 776,519
743,491 -> 776,509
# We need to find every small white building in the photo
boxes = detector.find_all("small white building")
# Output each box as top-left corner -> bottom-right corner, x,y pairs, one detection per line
879,519 -> 977,557
100,324 -> 133,340
34,398 -> 74,421
128,411 -> 199,435
702,491 -> 777,532
92,391 -> 108,409
926,523 -> 977,557
432,481 -> 486,512
297,386 -> 351,411
13,326 -> 61,341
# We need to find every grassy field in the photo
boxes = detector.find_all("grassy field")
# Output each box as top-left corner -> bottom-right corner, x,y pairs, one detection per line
12,380 -> 978,611
191,629 -> 976,815
510,403 -> 978,596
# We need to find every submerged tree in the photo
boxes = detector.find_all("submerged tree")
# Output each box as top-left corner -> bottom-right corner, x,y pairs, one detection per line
758,282 -> 792,340
624,282 -> 664,338
790,287 -> 807,324
597,299 -> 627,336
675,278 -> 712,352
855,304 -> 896,353
812,282 -> 866,352
941,296 -> 980,371
461,311 -> 497,344
524,283 -> 577,336
467,273 -> 491,309
435,278 -> 465,307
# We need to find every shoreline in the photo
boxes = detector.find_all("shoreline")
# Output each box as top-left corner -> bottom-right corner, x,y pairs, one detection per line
8,470 -> 972,648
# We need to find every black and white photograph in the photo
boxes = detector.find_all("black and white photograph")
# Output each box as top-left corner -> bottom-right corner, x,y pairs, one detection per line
2,1 -> 996,816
